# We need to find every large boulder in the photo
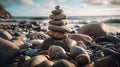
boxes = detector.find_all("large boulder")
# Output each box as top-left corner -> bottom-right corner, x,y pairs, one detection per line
78,23 -> 120,38
0,4 -> 11,19
0,37 -> 19,64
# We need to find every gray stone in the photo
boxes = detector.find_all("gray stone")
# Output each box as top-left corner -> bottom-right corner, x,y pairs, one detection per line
49,20 -> 67,26
0,37 -> 19,64
51,9 -> 63,15
48,26 -> 72,33
49,14 -> 66,20
78,23 -> 120,38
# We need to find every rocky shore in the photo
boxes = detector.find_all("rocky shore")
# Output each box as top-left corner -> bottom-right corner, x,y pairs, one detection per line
0,6 -> 120,67
0,4 -> 11,19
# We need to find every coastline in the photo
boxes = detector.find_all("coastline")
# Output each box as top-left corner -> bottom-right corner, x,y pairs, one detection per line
0,15 -> 120,67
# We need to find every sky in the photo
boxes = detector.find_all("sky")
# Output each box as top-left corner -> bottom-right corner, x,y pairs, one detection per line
0,0 -> 120,16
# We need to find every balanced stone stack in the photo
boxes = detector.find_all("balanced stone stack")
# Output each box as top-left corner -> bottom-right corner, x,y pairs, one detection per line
47,5 -> 72,39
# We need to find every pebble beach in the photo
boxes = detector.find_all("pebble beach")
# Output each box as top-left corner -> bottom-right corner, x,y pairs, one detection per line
0,6 -> 120,67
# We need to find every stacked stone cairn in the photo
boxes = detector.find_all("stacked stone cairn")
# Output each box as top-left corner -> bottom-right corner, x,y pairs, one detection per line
44,6 -> 91,66
47,5 -> 72,39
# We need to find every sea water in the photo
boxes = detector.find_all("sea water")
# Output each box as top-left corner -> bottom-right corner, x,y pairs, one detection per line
1,15 -> 120,29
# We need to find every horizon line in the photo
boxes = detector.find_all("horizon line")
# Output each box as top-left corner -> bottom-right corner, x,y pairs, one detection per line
12,15 -> 120,17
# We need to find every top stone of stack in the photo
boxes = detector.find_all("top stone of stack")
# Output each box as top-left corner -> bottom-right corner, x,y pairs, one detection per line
51,6 -> 63,15
49,5 -> 66,20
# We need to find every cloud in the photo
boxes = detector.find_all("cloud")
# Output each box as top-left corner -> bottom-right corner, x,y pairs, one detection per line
53,0 -> 67,2
19,0 -> 69,10
20,0 -> 67,8
20,0 -> 38,6
20,0 -> 56,8
0,0 -> 19,7
84,0 -> 120,5
1,0 -> 120,8
84,0 -> 110,5
0,0 -> 63,8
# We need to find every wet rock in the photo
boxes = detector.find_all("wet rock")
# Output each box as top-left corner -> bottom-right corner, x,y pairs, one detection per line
55,5 -> 60,10
37,60 -> 54,67
95,35 -> 120,44
77,41 -> 87,49
99,47 -> 118,56
28,32 -> 49,40
48,26 -> 72,33
47,31 -> 68,39
94,36 -> 109,44
25,49 -> 38,56
64,37 -> 77,46
84,62 -> 95,67
105,35 -> 120,44
78,23 -> 120,38
54,41 -> 69,51
70,46 -> 87,58
0,31 -> 12,40
94,55 -> 119,67
49,20 -> 67,26
8,62 -> 18,67
30,39 -> 44,47
23,56 -> 31,62
48,45 -> 66,59
7,30 -> 15,36
19,43 -> 33,49
52,59 -> 76,67
116,43 -> 120,52
40,38 -> 56,50
21,55 -> 48,67
16,36 -> 27,42
38,50 -> 49,55
68,34 -> 92,45
111,53 -> 120,66
52,9 -> 63,15
95,50 -> 104,57
64,37 -> 77,51
12,40 -> 24,47
0,37 -> 19,64
14,32 -> 23,36
75,54 -> 91,66
30,21 -> 40,26
49,14 -> 66,20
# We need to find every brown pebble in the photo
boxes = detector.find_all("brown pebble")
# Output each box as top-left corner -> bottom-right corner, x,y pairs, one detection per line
47,31 -> 68,39
75,54 -> 91,66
